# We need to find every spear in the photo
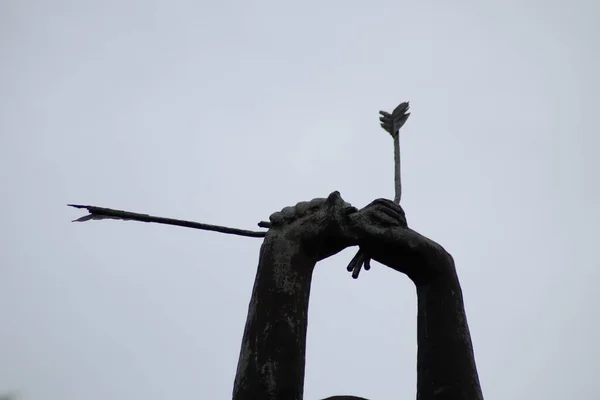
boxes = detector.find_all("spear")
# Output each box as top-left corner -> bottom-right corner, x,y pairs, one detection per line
348,101 -> 411,278
67,204 -> 269,237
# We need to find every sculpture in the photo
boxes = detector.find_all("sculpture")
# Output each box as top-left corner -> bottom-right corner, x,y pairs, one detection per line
231,194 -> 483,399
69,103 -> 484,399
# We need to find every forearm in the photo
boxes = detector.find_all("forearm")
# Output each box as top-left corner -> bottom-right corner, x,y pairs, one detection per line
415,260 -> 483,400
233,236 -> 315,400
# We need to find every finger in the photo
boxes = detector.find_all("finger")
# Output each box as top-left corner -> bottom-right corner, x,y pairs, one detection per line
372,208 -> 402,225
352,253 -> 367,279
379,111 -> 392,118
364,257 -> 371,271
372,198 -> 405,213
368,200 -> 407,226
370,198 -> 405,216
350,250 -> 369,279
347,249 -> 364,272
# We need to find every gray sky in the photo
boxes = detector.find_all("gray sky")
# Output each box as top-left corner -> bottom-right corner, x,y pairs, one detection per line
2,1 -> 599,399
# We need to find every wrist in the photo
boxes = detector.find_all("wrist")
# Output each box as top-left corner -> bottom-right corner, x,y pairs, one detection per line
413,247 -> 458,287
259,232 -> 316,285
357,227 -> 457,286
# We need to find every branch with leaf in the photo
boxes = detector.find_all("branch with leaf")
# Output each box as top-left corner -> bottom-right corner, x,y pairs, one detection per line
347,102 -> 410,278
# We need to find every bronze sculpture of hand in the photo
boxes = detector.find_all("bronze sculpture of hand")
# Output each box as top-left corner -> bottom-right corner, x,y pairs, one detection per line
265,191 -> 358,262
349,198 -> 453,283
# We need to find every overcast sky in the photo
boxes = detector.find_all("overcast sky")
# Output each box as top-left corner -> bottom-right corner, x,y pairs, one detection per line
2,1 -> 599,399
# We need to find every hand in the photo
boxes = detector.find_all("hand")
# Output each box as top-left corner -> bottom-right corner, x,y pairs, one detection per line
266,191 -> 358,261
350,199 -> 454,283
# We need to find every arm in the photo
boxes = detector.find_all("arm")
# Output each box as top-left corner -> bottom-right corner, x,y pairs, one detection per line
232,192 -> 358,400
415,254 -> 483,400
232,234 -> 316,400
352,200 -> 484,400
